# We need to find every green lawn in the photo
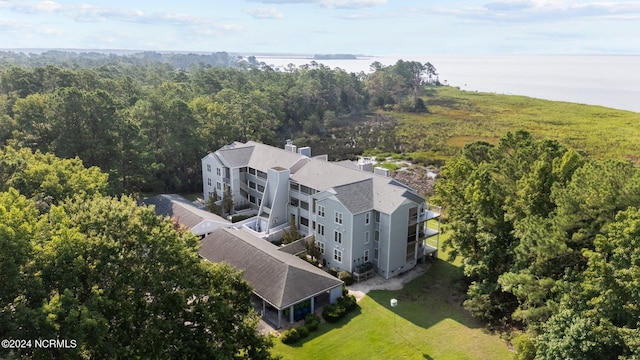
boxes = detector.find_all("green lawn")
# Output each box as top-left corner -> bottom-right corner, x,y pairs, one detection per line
271,234 -> 512,360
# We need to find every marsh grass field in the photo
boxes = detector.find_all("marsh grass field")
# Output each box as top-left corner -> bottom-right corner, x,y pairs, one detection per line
392,87 -> 640,162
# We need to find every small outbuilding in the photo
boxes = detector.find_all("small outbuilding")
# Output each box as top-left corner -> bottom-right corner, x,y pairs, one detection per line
199,228 -> 344,328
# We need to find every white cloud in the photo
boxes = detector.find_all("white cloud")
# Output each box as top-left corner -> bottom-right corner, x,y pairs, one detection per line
244,7 -> 284,19
246,0 -> 387,9
432,1 -> 640,23
0,0 -> 63,13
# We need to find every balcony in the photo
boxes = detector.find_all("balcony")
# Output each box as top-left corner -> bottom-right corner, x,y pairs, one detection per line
409,204 -> 441,225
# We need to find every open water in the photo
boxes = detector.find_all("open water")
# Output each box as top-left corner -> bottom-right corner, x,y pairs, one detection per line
256,54 -> 640,113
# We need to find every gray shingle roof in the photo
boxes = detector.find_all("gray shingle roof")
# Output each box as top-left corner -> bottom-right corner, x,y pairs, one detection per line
141,194 -> 229,230
210,141 -> 310,173
333,179 -> 375,214
245,141 -> 309,172
290,158 -> 371,191
199,228 -> 343,309
216,145 -> 255,168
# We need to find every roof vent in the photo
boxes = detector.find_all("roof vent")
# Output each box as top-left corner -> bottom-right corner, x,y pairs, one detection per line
284,139 -> 297,153
298,146 -> 311,157
374,166 -> 390,177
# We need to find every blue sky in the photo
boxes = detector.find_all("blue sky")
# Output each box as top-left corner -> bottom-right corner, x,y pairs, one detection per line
0,0 -> 639,55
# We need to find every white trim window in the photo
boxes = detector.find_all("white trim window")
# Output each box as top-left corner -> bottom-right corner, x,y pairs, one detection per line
316,241 -> 325,255
364,231 -> 370,244
317,205 -> 325,217
317,223 -> 325,236
364,249 -> 370,262
365,212 -> 370,225
334,249 -> 342,263
334,230 -> 342,244
335,211 -> 343,225
207,164 -> 212,172
207,178 -> 212,186
216,168 -> 221,176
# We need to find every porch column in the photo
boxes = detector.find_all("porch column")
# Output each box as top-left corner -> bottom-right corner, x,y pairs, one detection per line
310,297 -> 315,313
289,305 -> 294,323
277,309 -> 282,328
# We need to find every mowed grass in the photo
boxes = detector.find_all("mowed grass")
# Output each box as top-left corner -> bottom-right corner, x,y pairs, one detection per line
393,86 -> 640,161
271,233 -> 512,360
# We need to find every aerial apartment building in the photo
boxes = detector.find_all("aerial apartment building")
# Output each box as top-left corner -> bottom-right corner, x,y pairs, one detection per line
202,140 -> 440,279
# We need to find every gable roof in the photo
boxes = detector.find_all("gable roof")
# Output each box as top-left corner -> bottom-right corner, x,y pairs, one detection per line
290,158 -> 371,190
141,194 -> 229,233
333,179 -> 375,214
216,145 -> 255,168
211,141 -> 310,173
199,228 -> 343,309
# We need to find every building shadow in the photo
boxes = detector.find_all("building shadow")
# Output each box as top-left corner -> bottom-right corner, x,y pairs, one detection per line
367,258 -> 483,331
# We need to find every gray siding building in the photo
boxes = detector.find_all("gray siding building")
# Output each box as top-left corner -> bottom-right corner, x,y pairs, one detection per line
202,140 -> 441,279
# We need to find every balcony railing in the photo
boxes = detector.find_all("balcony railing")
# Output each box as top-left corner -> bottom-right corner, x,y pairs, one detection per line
409,204 -> 442,225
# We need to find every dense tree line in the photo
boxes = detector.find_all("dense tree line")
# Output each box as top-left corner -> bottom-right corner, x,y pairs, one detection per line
0,52 -> 437,194
436,130 -> 640,359
0,147 -> 273,359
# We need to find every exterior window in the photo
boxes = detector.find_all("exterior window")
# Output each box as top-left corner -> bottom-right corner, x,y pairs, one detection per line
317,205 -> 325,217
316,241 -> 325,255
364,231 -> 370,244
207,178 -> 212,186
249,195 -> 256,204
334,230 -> 342,244
300,217 -> 309,227
240,167 -> 247,173
375,211 -> 380,223
216,182 -> 221,190
206,164 -> 211,172
249,181 -> 256,189
249,168 -> 256,175
300,201 -> 309,210
257,184 -> 265,193
375,230 -> 380,242
365,212 -> 370,225
290,182 -> 299,192
290,198 -> 299,207
257,170 -> 267,179
334,249 -> 342,263
312,221 -> 316,230
216,168 -> 221,176
364,249 -> 370,262
300,185 -> 312,195
317,224 -> 325,236
374,248 -> 379,260
335,211 -> 343,225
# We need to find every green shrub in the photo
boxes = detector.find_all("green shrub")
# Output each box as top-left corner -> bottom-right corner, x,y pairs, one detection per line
280,328 -> 300,345
328,268 -> 339,277
322,303 -> 346,323
304,313 -> 320,331
337,270 -> 354,285
338,294 -> 358,312
512,333 -> 536,360
297,326 -> 309,339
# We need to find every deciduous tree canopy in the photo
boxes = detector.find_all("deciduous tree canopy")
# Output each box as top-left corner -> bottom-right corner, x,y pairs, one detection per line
436,130 -> 640,359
